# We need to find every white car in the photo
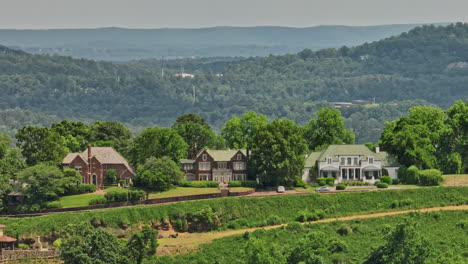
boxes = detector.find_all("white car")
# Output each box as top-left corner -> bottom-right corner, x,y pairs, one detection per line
277,186 -> 285,193
315,186 -> 330,192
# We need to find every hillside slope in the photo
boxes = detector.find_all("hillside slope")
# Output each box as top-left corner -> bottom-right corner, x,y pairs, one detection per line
0,24 -> 467,143
0,24 -> 437,60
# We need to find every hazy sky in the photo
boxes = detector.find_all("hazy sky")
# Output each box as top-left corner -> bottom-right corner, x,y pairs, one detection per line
1,0 -> 466,29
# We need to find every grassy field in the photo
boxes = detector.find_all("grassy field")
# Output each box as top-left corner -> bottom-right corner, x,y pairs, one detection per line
2,187 -> 467,237
59,193 -> 104,208
443,174 -> 468,186
59,187 -> 254,208
148,187 -> 252,199
156,210 -> 468,263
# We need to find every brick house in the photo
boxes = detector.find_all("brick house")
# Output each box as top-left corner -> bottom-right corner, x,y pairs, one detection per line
181,149 -> 248,182
62,146 -> 135,186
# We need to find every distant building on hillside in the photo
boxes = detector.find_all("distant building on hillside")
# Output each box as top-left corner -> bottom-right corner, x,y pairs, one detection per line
174,73 -> 195,78
62,146 -> 135,186
303,144 -> 399,184
181,149 -> 248,182
0,224 -> 16,250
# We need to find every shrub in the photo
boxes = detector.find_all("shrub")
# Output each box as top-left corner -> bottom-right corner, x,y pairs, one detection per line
336,184 -> 346,190
179,181 -> 219,188
380,176 -> 392,185
295,178 -> 306,188
228,181 -> 242,187
266,215 -> 283,225
104,189 -> 145,203
88,197 -> 107,205
18,244 -> 30,249
295,209 -> 325,222
337,224 -> 352,236
119,179 -> 126,186
419,169 -> 443,186
328,238 -> 348,253
241,180 -> 258,188
318,180 -> 326,186
376,182 -> 388,188
392,179 -> 400,185
45,201 -> 63,209
325,177 -> 335,186
406,166 -> 420,184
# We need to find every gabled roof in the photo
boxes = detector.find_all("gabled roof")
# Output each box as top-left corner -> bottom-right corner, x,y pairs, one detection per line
0,236 -> 17,242
62,147 -> 135,175
62,153 -> 87,164
304,144 -> 399,168
203,149 -> 247,161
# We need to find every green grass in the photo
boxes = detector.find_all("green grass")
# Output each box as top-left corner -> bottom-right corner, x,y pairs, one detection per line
2,187 -> 467,237
148,187 -> 220,199
157,210 -> 468,263
443,174 -> 468,186
59,193 -> 104,208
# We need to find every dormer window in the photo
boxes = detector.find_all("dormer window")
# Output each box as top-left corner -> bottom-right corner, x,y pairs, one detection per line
327,157 -> 332,164
202,154 -> 207,161
369,157 -> 374,164
237,154 -> 242,160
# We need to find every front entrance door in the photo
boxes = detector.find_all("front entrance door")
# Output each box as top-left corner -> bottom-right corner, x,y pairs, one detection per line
92,174 -> 97,185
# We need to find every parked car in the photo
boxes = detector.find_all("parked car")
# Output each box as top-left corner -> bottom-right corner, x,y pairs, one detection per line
315,186 -> 330,192
277,186 -> 285,193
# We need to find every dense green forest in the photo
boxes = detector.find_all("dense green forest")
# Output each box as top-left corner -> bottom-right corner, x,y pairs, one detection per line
1,24 -> 468,143
0,24 -> 430,60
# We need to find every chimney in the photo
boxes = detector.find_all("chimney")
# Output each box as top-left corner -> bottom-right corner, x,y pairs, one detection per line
88,146 -> 92,178
375,146 -> 380,154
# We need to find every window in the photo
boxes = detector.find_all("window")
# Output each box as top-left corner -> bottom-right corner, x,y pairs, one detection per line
327,157 -> 332,164
202,154 -> 207,161
233,174 -> 246,181
340,157 -> 345,165
199,174 -> 210,181
354,157 -> 358,165
184,163 -> 194,170
81,176 -> 86,184
218,162 -> 227,169
75,166 -> 82,172
233,162 -> 246,170
347,158 -> 352,165
199,162 -> 211,170
237,154 -> 243,160
369,157 -> 374,164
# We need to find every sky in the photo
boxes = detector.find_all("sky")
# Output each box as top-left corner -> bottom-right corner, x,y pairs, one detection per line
0,0 -> 467,29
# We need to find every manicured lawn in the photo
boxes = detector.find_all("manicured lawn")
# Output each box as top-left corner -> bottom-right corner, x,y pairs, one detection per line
147,187 -> 253,199
59,193 -> 104,208
443,174 -> 468,186
59,187 -> 255,207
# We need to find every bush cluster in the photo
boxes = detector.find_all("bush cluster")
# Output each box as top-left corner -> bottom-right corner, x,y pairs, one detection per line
45,201 -> 63,209
390,198 -> 414,208
104,189 -> 145,203
342,181 -> 370,186
179,180 -> 219,188
295,178 -> 306,188
336,184 -> 346,190
88,197 -> 107,205
295,209 -> 325,222
380,176 -> 392,185
376,182 -> 389,188
419,169 -> 443,186
64,184 -> 97,196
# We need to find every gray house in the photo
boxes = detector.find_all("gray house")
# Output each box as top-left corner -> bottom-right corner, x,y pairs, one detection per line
302,144 -> 400,184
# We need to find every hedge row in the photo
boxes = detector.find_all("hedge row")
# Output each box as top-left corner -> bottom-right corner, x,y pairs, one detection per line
1,187 -> 467,236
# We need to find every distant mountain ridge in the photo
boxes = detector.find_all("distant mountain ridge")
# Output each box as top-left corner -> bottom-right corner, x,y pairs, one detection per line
0,23 -> 447,61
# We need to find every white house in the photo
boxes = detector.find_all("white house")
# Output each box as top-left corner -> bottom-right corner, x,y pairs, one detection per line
302,144 -> 400,184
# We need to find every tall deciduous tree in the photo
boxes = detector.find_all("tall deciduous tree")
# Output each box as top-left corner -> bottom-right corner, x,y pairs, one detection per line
251,119 -> 308,186
51,120 -> 91,152
304,107 -> 355,151
130,127 -> 187,166
127,226 -> 158,264
222,111 -> 268,149
135,156 -> 185,191
172,114 -> 217,158
90,121 -> 132,155
16,126 -> 68,166
18,164 -> 65,206
61,223 -> 128,264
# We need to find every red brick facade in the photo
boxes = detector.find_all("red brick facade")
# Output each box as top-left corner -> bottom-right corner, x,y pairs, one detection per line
63,146 -> 135,186
182,149 -> 248,182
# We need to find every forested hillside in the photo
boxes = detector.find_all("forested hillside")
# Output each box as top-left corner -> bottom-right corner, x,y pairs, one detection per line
0,24 -> 431,60
0,24 -> 467,143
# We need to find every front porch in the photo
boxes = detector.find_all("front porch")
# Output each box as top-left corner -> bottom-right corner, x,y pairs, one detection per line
319,166 -> 382,184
